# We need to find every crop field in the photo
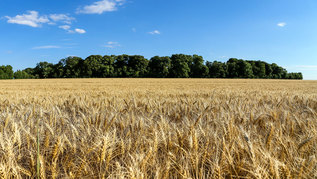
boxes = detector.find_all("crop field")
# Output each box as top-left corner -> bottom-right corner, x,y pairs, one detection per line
0,78 -> 316,178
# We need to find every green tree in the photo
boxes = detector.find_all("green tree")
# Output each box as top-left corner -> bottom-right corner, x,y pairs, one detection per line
51,62 -> 64,78
258,62 -> 266,78
100,55 -> 115,77
34,62 -> 54,78
14,70 -> 32,79
83,55 -> 103,77
114,55 -> 129,77
127,55 -> 149,77
61,56 -> 84,78
0,65 -> 14,79
148,56 -> 171,78
271,63 -> 287,79
227,58 -> 239,78
287,72 -> 303,79
237,60 -> 253,78
23,68 -> 36,78
169,54 -> 191,78
11,54 -> 303,80
190,55 -> 209,78
265,63 -> 273,78
206,61 -> 227,78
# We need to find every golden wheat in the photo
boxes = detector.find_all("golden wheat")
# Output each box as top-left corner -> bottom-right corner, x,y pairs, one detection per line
0,78 -> 316,178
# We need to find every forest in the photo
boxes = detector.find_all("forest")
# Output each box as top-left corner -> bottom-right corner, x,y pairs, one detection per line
0,54 -> 303,79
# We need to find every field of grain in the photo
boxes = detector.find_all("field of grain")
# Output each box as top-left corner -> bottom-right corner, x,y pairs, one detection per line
0,79 -> 316,178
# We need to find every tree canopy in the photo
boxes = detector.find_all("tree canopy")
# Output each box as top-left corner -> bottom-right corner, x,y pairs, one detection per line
0,54 -> 303,80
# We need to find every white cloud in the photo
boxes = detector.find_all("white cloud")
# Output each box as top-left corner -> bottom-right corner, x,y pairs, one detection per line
6,11 -> 84,34
32,45 -> 61,49
277,22 -> 286,27
104,41 -> 120,48
59,25 -> 71,30
5,11 -> 49,27
59,26 -> 86,34
75,28 -> 86,34
77,0 -> 125,14
149,30 -> 160,35
5,11 -> 75,28
49,14 -> 75,24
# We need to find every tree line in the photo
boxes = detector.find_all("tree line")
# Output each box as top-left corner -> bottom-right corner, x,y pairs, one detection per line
0,54 -> 303,79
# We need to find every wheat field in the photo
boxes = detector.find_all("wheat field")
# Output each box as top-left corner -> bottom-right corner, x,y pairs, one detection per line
0,79 -> 316,178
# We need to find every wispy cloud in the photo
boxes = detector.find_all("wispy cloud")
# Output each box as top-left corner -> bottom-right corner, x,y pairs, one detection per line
149,30 -> 160,35
77,0 -> 125,14
58,26 -> 86,34
32,45 -> 61,50
5,11 -> 49,27
104,41 -> 120,48
277,22 -> 286,27
58,25 -> 86,34
59,25 -> 71,30
74,28 -> 86,34
49,14 -> 75,24
5,11 -> 75,29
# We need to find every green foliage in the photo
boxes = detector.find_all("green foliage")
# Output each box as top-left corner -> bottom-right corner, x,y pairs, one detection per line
206,61 -> 227,78
148,56 -> 171,78
33,62 -> 54,78
227,58 -> 239,78
14,70 -> 32,79
62,56 -> 84,78
127,55 -> 148,77
237,60 -> 253,78
190,55 -> 209,78
101,55 -> 115,77
0,65 -> 14,79
114,55 -> 129,77
169,54 -> 191,78
286,72 -> 303,80
0,54 -> 304,80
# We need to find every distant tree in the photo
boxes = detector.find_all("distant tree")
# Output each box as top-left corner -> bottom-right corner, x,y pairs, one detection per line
247,61 -> 259,78
271,63 -> 287,79
265,62 -> 273,78
51,61 -> 64,78
148,56 -> 171,78
12,54 -> 303,80
14,70 -> 32,79
258,62 -> 266,78
287,72 -> 303,79
206,61 -> 227,78
0,65 -> 14,79
100,55 -> 115,77
61,56 -> 84,78
83,55 -> 103,77
114,55 -> 129,77
190,55 -> 209,78
24,68 -> 35,75
33,62 -> 54,78
237,60 -> 253,78
127,55 -> 149,77
227,58 -> 239,78
169,54 -> 191,78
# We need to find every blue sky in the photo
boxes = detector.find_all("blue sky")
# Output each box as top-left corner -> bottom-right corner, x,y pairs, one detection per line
0,0 -> 316,79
